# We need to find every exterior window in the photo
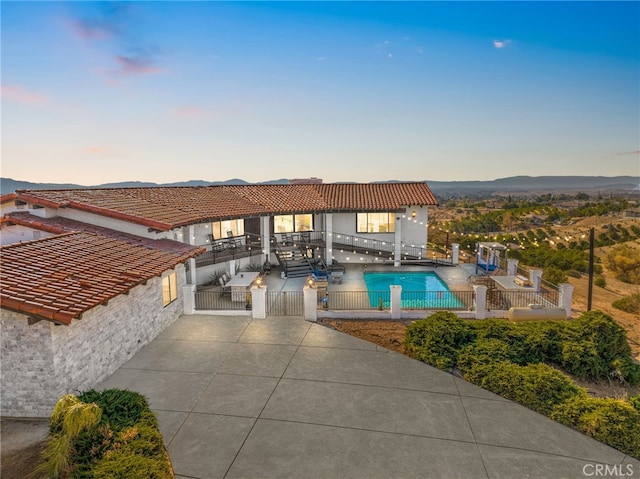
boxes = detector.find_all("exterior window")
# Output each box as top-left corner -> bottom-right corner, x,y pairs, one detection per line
162,271 -> 178,306
274,214 -> 313,233
356,213 -> 395,233
211,219 -> 245,239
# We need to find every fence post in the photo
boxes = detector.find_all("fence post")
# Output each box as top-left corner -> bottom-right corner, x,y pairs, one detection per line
558,283 -> 574,319
390,285 -> 402,319
473,285 -> 487,319
251,285 -> 267,320
529,269 -> 543,292
507,258 -> 519,276
451,243 -> 459,265
183,285 -> 196,315
303,285 -> 318,322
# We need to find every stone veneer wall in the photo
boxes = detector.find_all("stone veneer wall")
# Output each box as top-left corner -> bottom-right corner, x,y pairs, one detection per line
1,265 -> 186,417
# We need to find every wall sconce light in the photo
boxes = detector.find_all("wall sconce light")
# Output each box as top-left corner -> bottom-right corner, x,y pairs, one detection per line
255,276 -> 264,288
306,276 -> 316,288
411,211 -> 416,218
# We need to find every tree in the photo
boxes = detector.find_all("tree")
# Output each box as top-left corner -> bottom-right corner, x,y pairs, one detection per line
606,245 -> 640,284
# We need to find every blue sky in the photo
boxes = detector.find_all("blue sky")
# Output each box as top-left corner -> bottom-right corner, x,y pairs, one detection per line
2,1 -> 639,185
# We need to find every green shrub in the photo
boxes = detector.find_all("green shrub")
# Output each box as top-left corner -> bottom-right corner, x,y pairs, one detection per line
404,312 -> 475,371
91,451 -> 173,479
551,396 -> 640,459
629,395 -> 640,412
477,362 -> 586,416
610,358 -> 640,386
517,321 -> 564,365
560,340 -> 609,380
38,390 -> 171,479
542,266 -> 568,285
594,275 -> 606,288
612,293 -> 640,315
456,338 -> 513,383
78,389 -> 149,430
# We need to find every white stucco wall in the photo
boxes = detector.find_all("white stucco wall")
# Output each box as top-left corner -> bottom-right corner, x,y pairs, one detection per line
0,224 -> 55,246
0,264 -> 187,417
328,207 -> 429,263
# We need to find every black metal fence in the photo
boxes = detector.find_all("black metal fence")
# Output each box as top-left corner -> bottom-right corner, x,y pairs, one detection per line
195,290 -> 251,311
321,290 -> 475,311
266,290 -> 304,316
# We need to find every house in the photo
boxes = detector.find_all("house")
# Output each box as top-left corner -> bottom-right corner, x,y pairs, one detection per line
6,182 -> 439,281
1,181 -> 438,416
0,214 -> 204,417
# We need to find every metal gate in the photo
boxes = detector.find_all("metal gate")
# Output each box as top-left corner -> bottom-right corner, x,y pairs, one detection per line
266,290 -> 304,316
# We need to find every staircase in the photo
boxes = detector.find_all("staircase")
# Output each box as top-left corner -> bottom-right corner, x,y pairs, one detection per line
273,238 -> 315,278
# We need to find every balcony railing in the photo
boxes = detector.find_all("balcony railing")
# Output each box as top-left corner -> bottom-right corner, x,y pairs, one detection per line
195,233 -> 263,267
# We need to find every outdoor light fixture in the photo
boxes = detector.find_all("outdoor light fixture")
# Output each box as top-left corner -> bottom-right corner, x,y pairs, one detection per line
307,277 -> 316,288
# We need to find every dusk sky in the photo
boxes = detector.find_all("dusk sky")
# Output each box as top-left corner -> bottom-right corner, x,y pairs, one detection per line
2,1 -> 639,185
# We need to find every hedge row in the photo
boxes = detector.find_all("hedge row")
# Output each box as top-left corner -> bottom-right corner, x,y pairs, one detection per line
35,389 -> 173,478
404,311 -> 640,459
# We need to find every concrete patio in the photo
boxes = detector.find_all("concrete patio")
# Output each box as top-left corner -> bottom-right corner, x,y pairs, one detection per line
96,314 -> 639,479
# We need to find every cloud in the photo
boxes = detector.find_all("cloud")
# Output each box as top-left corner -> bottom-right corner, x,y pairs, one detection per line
615,150 -> 640,156
115,54 -> 163,76
493,39 -> 512,49
172,106 -> 207,119
0,84 -> 47,104
66,3 -> 129,41
66,3 -> 162,78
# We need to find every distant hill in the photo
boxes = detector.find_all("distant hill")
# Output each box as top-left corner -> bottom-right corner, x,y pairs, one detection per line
1,175 -> 638,199
425,176 -> 639,198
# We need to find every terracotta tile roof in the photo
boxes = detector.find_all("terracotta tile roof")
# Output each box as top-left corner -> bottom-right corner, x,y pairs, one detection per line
1,193 -> 17,204
3,212 -> 201,256
14,182 -> 438,231
0,230 -> 204,325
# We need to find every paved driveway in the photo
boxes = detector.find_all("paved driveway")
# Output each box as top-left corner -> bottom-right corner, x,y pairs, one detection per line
98,314 -> 639,479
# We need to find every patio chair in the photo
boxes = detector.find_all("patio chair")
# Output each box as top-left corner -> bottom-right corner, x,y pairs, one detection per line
219,277 -> 231,296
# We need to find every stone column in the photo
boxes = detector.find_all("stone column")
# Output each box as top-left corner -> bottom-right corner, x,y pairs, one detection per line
251,285 -> 267,320
390,285 -> 402,320
182,285 -> 196,315
558,283 -> 574,319
473,285 -> 487,319
303,285 -> 318,322
507,258 -> 519,276
451,243 -> 460,265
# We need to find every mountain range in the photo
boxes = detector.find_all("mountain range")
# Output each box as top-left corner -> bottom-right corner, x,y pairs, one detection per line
1,176 -> 638,200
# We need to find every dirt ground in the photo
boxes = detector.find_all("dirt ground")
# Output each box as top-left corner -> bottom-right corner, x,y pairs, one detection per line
0,418 -> 49,479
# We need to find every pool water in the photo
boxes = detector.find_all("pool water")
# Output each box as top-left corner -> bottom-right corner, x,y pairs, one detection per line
364,271 -> 464,309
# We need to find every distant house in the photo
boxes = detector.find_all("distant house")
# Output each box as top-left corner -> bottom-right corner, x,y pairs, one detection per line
0,215 -> 203,417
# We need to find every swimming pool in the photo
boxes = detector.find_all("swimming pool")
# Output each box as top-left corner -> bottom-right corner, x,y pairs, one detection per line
363,271 -> 465,309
